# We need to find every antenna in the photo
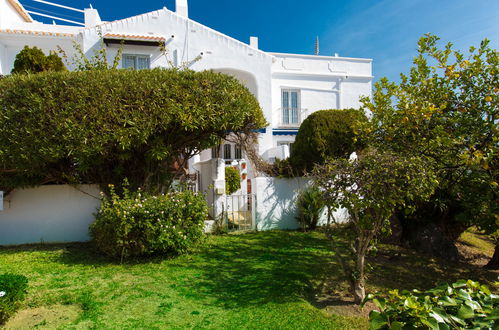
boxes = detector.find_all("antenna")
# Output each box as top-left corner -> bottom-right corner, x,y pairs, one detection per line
315,36 -> 320,55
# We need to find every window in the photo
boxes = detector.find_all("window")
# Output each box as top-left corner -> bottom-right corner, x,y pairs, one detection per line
281,89 -> 300,125
211,145 -> 220,158
223,144 -> 232,160
123,54 -> 150,70
234,145 -> 242,159
278,141 -> 294,155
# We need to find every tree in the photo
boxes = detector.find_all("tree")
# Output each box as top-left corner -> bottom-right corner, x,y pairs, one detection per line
290,109 -> 366,173
359,34 -> 498,265
314,149 -> 437,303
11,46 -> 66,74
0,68 -> 266,194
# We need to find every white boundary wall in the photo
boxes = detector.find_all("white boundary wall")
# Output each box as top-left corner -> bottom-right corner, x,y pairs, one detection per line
0,185 -> 101,245
252,177 -> 348,230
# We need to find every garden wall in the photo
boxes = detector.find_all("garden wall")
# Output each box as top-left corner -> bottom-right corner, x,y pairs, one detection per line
252,177 -> 348,230
0,185 -> 101,245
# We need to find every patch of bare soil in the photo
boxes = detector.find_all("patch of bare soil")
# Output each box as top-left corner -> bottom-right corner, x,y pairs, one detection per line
319,295 -> 376,318
4,304 -> 81,329
455,240 -> 492,267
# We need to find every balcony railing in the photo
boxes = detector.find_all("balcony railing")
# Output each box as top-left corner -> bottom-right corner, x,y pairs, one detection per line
277,108 -> 307,128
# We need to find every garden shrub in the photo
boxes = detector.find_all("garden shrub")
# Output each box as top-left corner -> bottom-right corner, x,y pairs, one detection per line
295,186 -> 324,231
225,167 -> 241,195
364,280 -> 498,329
90,185 -> 208,259
0,68 -> 266,193
11,46 -> 66,74
290,109 -> 367,173
0,273 -> 28,325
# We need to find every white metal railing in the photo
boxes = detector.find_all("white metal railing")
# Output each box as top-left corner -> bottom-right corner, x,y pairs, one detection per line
277,108 -> 307,128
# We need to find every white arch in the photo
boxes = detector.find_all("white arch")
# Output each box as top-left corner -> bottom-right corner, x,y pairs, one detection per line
212,68 -> 259,98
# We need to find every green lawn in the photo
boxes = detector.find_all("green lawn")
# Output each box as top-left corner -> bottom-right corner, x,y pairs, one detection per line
0,231 -> 366,329
1,230 -> 496,329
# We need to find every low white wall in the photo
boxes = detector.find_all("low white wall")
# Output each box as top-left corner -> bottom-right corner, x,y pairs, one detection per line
0,185 -> 101,245
252,176 -> 348,230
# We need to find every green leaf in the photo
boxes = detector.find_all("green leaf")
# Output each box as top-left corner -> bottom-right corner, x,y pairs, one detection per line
369,310 -> 388,330
390,321 -> 405,330
452,280 -> 467,288
421,317 -> 439,330
457,305 -> 475,319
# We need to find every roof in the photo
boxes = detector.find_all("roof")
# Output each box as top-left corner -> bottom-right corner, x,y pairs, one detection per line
0,29 -> 75,37
103,33 -> 166,42
6,0 -> 33,23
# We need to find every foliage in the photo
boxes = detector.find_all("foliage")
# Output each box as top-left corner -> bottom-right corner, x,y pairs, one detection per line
290,109 -> 367,173
11,46 -> 66,74
0,69 -> 266,193
58,29 -> 123,71
89,184 -> 208,260
295,186 -> 324,231
314,149 -> 437,303
364,280 -> 498,330
359,34 -> 498,260
0,273 -> 28,325
225,166 -> 241,195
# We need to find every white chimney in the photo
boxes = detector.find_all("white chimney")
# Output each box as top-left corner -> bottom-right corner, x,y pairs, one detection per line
176,0 -> 188,18
84,8 -> 101,27
250,36 -> 259,49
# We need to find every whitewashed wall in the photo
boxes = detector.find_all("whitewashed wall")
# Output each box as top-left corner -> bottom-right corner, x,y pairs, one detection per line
0,185 -> 101,245
252,176 -> 348,230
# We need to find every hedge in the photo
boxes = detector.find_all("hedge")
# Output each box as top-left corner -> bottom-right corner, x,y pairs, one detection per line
290,109 -> 366,173
0,69 -> 266,193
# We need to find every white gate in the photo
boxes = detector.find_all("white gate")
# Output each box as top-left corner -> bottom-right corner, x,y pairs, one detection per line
223,193 -> 256,231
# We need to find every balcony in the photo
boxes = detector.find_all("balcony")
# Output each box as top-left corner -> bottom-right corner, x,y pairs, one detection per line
277,107 -> 307,128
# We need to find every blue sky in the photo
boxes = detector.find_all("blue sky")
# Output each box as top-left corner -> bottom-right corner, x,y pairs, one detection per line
20,0 -> 499,82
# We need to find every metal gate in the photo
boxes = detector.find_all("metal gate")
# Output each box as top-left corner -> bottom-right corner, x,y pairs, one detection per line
223,193 -> 256,231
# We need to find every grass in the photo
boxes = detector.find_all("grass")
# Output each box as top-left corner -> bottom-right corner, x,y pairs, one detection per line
0,231 -> 365,329
0,230 -> 496,329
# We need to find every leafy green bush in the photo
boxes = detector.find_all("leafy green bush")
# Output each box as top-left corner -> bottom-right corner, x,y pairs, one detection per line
0,273 -> 28,325
364,280 -> 498,329
225,167 -> 241,195
11,46 -> 66,74
90,185 -> 208,259
0,68 -> 266,193
296,186 -> 324,230
290,109 -> 367,173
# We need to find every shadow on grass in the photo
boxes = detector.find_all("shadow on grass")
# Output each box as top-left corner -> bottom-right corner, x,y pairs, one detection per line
173,230 -> 333,308
366,244 -> 498,293
0,242 -> 116,267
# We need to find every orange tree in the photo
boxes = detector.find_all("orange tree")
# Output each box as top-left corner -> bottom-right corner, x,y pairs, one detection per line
360,35 -> 498,266
314,149 -> 437,303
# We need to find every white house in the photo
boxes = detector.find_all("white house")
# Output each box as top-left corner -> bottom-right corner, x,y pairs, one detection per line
0,0 -> 371,243
0,0 -> 372,164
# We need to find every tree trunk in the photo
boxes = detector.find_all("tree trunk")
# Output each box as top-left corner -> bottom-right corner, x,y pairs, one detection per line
352,252 -> 366,304
398,205 -> 466,262
485,244 -> 499,270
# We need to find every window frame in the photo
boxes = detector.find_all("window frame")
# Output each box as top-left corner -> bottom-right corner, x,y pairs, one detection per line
122,53 -> 151,70
281,89 -> 300,125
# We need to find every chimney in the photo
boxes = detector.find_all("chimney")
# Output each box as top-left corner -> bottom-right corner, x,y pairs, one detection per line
249,36 -> 259,49
176,0 -> 188,18
84,7 -> 101,27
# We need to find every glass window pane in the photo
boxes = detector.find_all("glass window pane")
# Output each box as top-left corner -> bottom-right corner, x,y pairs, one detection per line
223,144 -> 232,159
291,92 -> 299,123
137,56 -> 150,70
235,145 -> 242,159
282,91 -> 289,124
123,55 -> 135,69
